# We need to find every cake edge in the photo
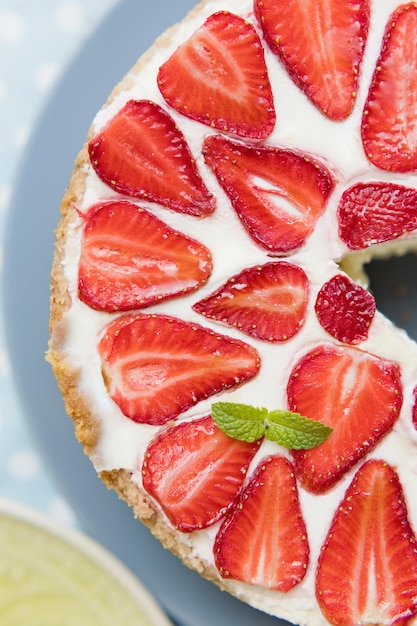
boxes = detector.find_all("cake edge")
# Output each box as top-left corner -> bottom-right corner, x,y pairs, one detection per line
46,0 -> 246,611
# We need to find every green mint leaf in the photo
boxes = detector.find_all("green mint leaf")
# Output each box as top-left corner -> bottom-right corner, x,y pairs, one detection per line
265,410 -> 333,450
211,402 -> 332,450
211,402 -> 267,442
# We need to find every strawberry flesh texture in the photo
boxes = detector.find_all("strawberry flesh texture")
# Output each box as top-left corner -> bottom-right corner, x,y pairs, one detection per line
193,261 -> 309,342
157,11 -> 275,140
88,99 -> 215,216
203,134 -> 335,254
214,455 -> 309,592
98,313 -> 260,425
338,181 -> 417,250
142,415 -> 261,532
78,201 -> 212,312
255,0 -> 370,121
413,385 -> 417,431
315,273 -> 376,344
287,344 -> 403,493
316,459 -> 417,626
361,3 -> 417,172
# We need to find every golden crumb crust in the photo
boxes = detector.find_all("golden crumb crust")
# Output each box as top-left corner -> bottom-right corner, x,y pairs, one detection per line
47,0 -> 212,448
99,468 -> 221,585
46,0 -> 243,606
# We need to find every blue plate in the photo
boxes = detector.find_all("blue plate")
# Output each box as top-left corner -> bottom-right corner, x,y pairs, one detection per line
2,1 -> 291,625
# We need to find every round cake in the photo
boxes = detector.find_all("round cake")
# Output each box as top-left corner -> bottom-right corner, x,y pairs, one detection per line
48,1 -> 417,624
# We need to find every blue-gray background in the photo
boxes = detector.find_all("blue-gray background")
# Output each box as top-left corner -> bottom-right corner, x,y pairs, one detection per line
0,0 -> 117,524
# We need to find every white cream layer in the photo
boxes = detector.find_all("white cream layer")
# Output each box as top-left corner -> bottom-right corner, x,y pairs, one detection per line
59,1 -> 417,624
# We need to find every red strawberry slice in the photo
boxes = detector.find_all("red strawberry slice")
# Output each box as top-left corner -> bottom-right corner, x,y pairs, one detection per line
88,99 -> 215,216
214,455 -> 309,592
78,201 -> 213,312
193,261 -> 309,342
142,415 -> 261,532
157,11 -> 275,140
316,459 -> 417,625
202,134 -> 335,254
254,0 -> 369,121
338,182 -> 417,250
287,344 -> 403,493
413,385 -> 417,431
361,4 -> 417,172
315,273 -> 376,344
98,313 -> 260,425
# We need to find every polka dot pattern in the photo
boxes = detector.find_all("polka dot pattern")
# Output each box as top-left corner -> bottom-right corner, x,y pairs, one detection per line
0,0 -> 117,527
0,11 -> 26,43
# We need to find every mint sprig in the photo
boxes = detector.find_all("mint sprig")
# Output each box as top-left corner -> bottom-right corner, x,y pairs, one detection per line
211,402 -> 332,450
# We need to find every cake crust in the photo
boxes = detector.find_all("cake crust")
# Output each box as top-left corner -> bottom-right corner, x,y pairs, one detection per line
47,0 -> 240,607
48,2 -> 206,447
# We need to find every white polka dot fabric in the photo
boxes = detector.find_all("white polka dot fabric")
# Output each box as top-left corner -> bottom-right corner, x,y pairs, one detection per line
0,0 -> 117,526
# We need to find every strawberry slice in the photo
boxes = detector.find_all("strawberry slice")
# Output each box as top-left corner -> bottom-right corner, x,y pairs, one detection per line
316,459 -> 417,625
142,415 -> 261,532
338,182 -> 417,250
88,99 -> 215,216
287,344 -> 403,493
98,313 -> 260,425
314,273 -> 376,344
254,0 -> 369,120
193,261 -> 309,342
78,201 -> 212,312
214,455 -> 309,592
157,11 -> 275,140
361,4 -> 417,172
202,135 -> 335,254
413,385 -> 417,431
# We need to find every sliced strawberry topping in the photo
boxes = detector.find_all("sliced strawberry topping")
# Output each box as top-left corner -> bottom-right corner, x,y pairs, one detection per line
315,273 -> 376,344
88,99 -> 215,216
287,344 -> 403,493
361,4 -> 417,172
98,314 -> 260,425
413,385 -> 417,431
193,261 -> 309,342
142,415 -> 261,532
202,135 -> 335,254
255,0 -> 369,120
316,459 -> 417,625
214,455 -> 309,592
338,182 -> 417,250
78,201 -> 212,312
157,11 -> 275,139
